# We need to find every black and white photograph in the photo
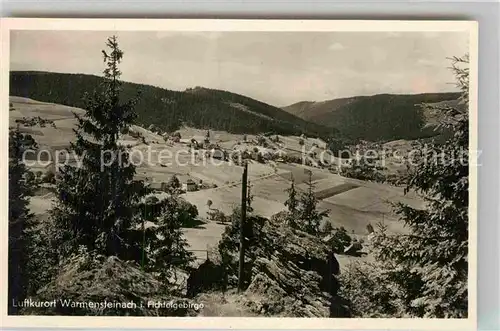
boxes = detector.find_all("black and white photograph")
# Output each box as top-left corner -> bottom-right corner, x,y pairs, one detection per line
2,19 -> 478,329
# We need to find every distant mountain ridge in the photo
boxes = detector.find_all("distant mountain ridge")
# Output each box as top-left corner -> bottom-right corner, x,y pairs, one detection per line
9,71 -> 334,138
283,92 -> 461,141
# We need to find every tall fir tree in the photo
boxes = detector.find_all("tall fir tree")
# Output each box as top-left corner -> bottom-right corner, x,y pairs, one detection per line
51,36 -> 149,259
370,54 -> 470,318
284,174 -> 298,224
146,195 -> 196,286
8,126 -> 37,314
297,170 -> 328,234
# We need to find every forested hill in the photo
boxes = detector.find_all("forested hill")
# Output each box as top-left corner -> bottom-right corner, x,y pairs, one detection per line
283,92 -> 461,141
9,71 -> 335,138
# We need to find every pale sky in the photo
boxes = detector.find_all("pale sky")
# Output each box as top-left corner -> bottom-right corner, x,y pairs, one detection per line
10,30 -> 469,106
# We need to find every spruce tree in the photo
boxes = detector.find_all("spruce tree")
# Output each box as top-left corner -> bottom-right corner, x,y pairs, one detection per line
371,55 -> 470,318
8,126 -> 37,314
51,35 -> 148,259
284,175 -> 298,215
297,170 -> 328,234
285,174 -> 299,229
147,196 -> 196,285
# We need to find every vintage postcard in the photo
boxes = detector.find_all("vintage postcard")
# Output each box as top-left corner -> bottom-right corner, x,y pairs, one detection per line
1,19 -> 478,330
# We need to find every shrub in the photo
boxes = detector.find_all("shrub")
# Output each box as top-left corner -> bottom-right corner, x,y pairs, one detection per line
321,221 -> 334,234
339,261 -> 406,317
329,227 -> 352,253
42,171 -> 56,184
208,209 -> 227,223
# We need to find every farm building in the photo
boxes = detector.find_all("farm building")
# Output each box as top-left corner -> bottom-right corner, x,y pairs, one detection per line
147,181 -> 182,193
